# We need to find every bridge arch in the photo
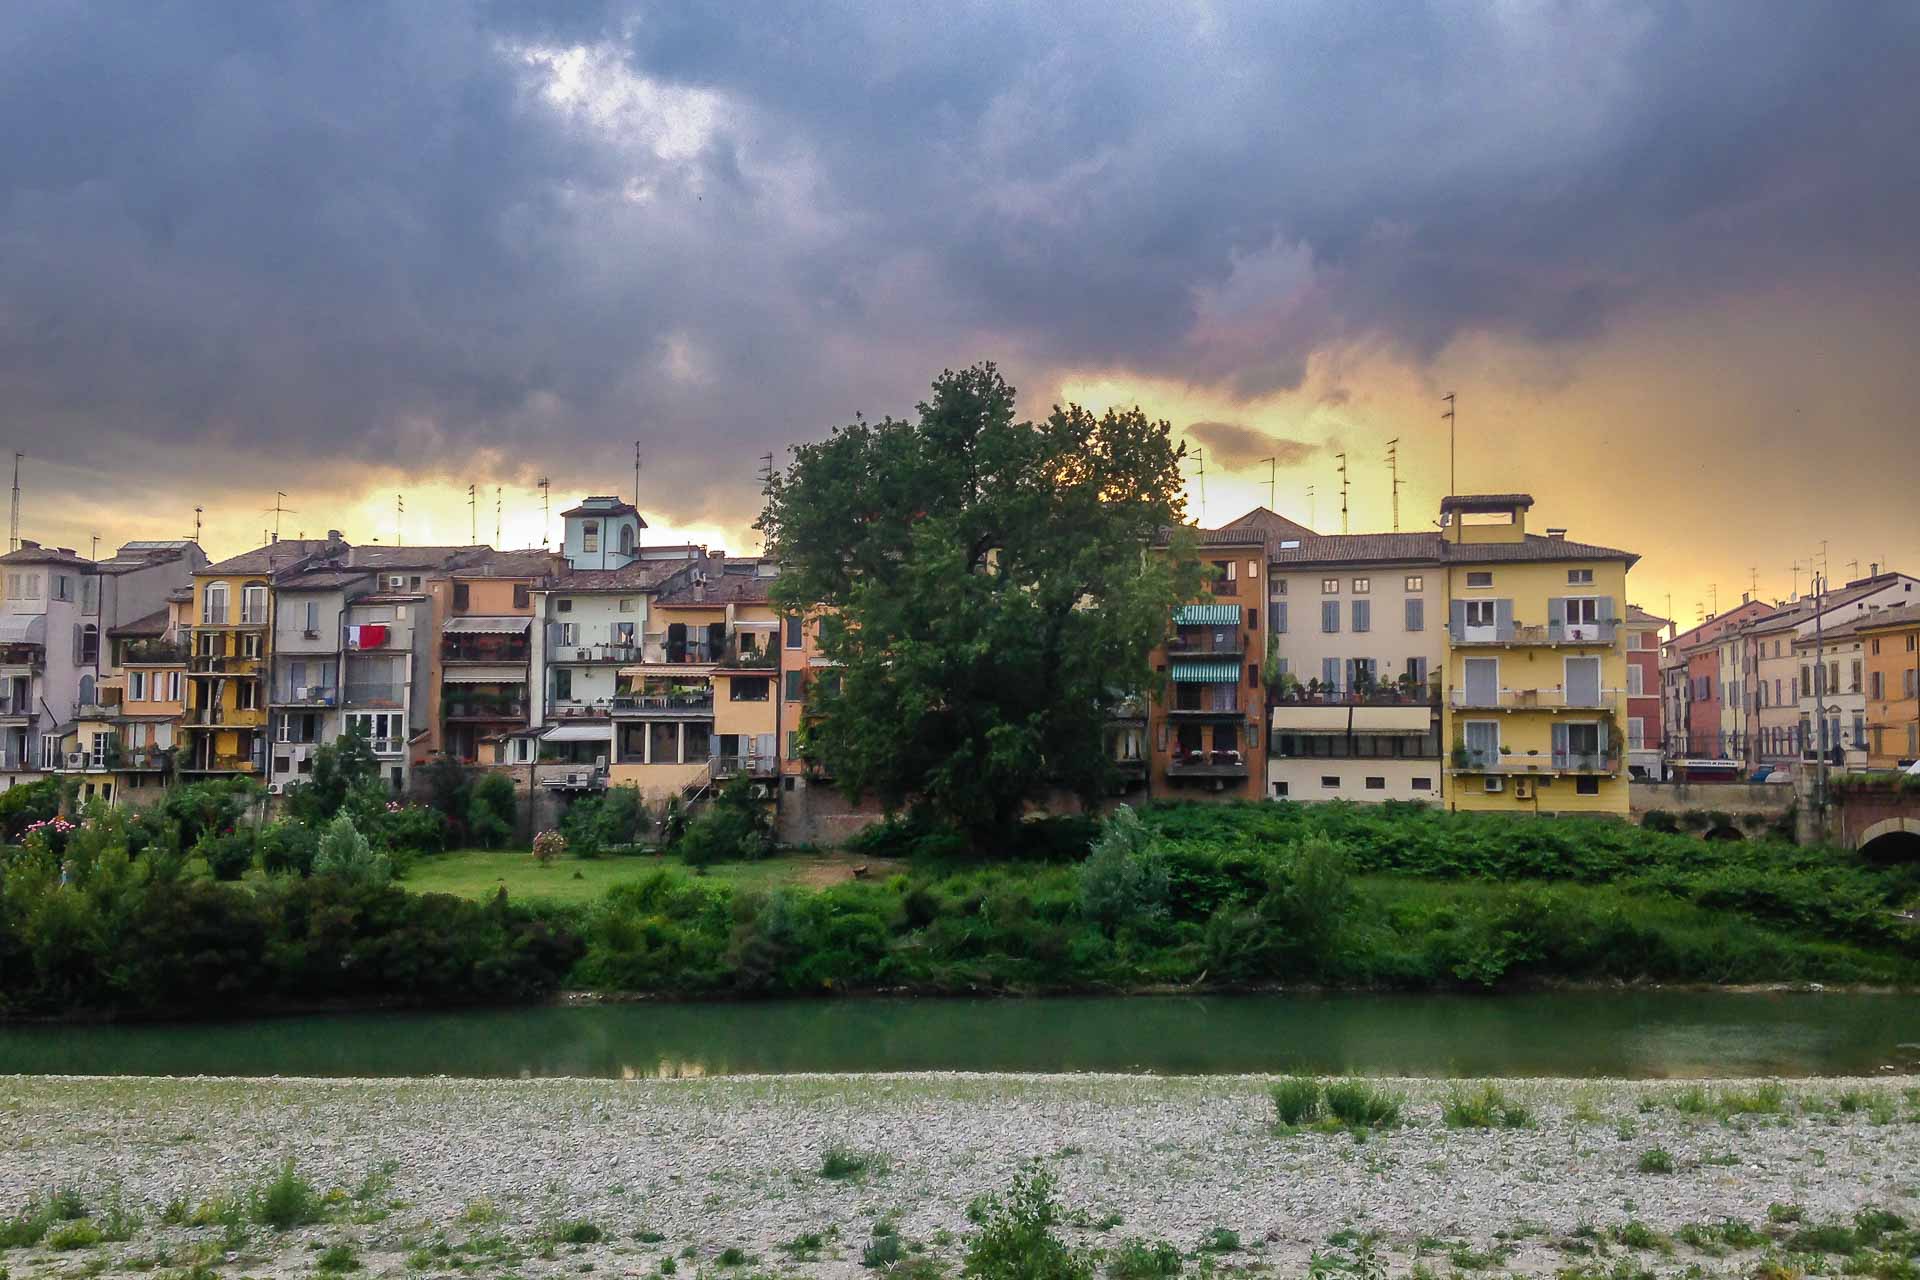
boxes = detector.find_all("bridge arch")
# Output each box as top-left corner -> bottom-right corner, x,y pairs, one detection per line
1856,816 -> 1920,860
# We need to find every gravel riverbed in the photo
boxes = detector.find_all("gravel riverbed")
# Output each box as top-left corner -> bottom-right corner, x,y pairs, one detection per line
1,1074 -> 1917,1279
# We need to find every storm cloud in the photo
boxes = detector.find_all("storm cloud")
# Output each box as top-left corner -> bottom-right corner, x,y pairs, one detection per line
0,1 -> 1917,561
1185,422 -> 1319,471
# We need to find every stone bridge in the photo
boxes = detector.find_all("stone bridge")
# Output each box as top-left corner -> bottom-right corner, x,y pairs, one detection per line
1828,784 -> 1920,856
1632,776 -> 1920,855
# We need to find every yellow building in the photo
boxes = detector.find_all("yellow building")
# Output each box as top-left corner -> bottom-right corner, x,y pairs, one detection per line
181,540 -> 328,776
1438,495 -> 1639,815
1860,603 -> 1920,768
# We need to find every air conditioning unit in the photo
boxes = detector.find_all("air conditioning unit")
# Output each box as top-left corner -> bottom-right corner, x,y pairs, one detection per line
575,648 -> 593,661
265,782 -> 284,795
388,575 -> 406,589
1513,777 -> 1534,800
65,752 -> 87,769
1483,776 -> 1505,793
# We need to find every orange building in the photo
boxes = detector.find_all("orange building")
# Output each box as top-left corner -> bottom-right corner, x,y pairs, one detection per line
1146,527 -> 1269,801
1860,603 -> 1920,768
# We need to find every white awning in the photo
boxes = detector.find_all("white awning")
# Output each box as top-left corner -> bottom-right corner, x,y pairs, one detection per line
443,616 -> 531,635
0,614 -> 46,645
443,665 -> 527,683
1270,706 -> 1351,733
1270,705 -> 1433,734
1352,706 -> 1433,732
541,724 -> 613,742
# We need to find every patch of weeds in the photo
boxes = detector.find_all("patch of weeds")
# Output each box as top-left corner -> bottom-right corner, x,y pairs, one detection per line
459,1197 -> 501,1225
716,1245 -> 750,1267
1557,1263 -> 1654,1280
659,1259 -> 676,1276
0,1202 -> 56,1250
782,1232 -> 827,1260
547,1220 -> 604,1246
1636,1148 -> 1675,1175
1718,1083 -> 1787,1116
1571,1100 -> 1606,1125
1769,1204 -> 1806,1225
160,1198 -> 192,1227
1447,1243 -> 1516,1270
316,1244 -> 361,1273
1271,1076 -> 1324,1127
251,1160 -> 327,1231
1069,1210 -> 1124,1232
865,1224 -> 905,1270
48,1220 -> 105,1251
963,1167 -> 1093,1280
1668,1084 -> 1713,1115
636,1229 -> 667,1244
1107,1238 -> 1182,1280
1611,1223 -> 1671,1253
1198,1228 -> 1240,1255
1785,1222 -> 1857,1254
821,1148 -> 889,1182
1323,1080 -> 1403,1132
1614,1116 -> 1638,1140
46,1188 -> 88,1221
1442,1083 -> 1535,1129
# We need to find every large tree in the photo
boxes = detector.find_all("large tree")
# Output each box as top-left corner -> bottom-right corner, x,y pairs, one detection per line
763,363 -> 1199,847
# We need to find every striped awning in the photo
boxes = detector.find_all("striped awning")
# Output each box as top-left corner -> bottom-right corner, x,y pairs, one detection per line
1170,659 -> 1240,683
1173,604 -> 1241,626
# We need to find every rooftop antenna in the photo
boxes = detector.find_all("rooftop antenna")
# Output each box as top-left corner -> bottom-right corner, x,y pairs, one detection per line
1845,558 -> 1860,581
1385,438 -> 1403,531
1791,560 -> 1803,599
263,491 -> 296,542
1306,484 -> 1316,532
90,533 -> 99,561
758,453 -> 776,553
467,483 -> 477,544
1440,393 -> 1456,495
1818,539 -> 1829,580
8,453 -> 19,553
1751,566 -> 1760,598
1708,583 -> 1718,617
192,506 -> 203,545
536,477 -> 550,548
1258,456 -> 1276,511
633,441 -> 642,508
1335,452 -> 1349,534
1192,448 -> 1207,524
494,487 -> 502,548
396,494 -> 404,547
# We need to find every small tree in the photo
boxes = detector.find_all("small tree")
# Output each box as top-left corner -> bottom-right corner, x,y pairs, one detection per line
285,729 -> 380,825
312,814 -> 392,887
467,774 -> 518,849
1075,805 -> 1169,933
677,777 -> 773,869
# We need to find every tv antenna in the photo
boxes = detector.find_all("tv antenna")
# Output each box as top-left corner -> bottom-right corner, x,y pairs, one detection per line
1385,438 -> 1403,531
1335,452 -> 1349,534
90,533 -> 100,561
467,483 -> 477,544
1845,558 -> 1860,581
7,453 -> 19,553
1258,456 -> 1276,511
191,506 -> 203,545
1440,393 -> 1457,495
537,477 -> 550,548
1790,559 -> 1804,599
395,494 -> 404,547
633,441 -> 643,508
1306,484 -> 1316,532
495,487 -> 502,547
1192,448 -> 1207,523
263,491 -> 297,541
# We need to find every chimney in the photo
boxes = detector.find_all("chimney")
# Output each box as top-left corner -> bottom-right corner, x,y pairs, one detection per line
1742,591 -> 1750,605
1870,562 -> 1879,577
692,581 -> 706,602
57,547 -> 74,555
18,539 -> 37,550
1545,527 -> 1567,540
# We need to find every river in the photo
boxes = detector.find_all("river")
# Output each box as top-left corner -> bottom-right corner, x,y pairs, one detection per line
2,990 -> 1917,1078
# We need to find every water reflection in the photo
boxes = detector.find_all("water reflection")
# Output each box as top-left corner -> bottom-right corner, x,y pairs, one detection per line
1,992 -> 1914,1079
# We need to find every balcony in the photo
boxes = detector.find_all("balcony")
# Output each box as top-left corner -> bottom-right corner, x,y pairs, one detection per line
344,683 -> 403,707
271,684 -> 340,707
441,640 -> 531,665
547,699 -> 616,720
1449,748 -> 1622,775
612,692 -> 715,716
1167,697 -> 1244,719
1208,579 -> 1240,598
537,764 -> 609,791
1450,620 -> 1618,647
711,753 -> 778,780
188,653 -> 260,675
121,639 -> 187,664
1167,750 -> 1249,779
1272,684 -> 1439,707
550,642 -> 642,665
1166,631 -> 1245,658
444,698 -> 527,721
1448,687 -> 1624,711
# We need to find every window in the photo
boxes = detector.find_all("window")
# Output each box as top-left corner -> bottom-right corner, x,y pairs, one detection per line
514,584 -> 531,609
1247,560 -> 1259,579
1871,671 -> 1885,699
730,677 -> 771,702
236,682 -> 258,711
51,574 -> 72,602
1410,777 -> 1431,791
1322,577 -> 1339,593
552,668 -> 572,700
1248,609 -> 1258,631
1365,776 -> 1385,790
784,670 -> 805,701
1464,600 -> 1495,628
1352,600 -> 1370,632
1404,599 -> 1424,632
1406,656 -> 1427,685
1273,578 -> 1287,595
581,520 -> 600,553
1272,781 -> 1289,798
128,671 -> 147,701
1628,717 -> 1646,749
1405,575 -> 1423,592
78,623 -> 98,664
1907,669 -> 1919,698
1567,568 -> 1594,585
619,597 -> 637,612
1321,776 -> 1341,788
203,583 -> 229,624
1465,571 -> 1493,589
242,585 -> 268,624
1873,639 -> 1882,655
784,616 -> 803,648
1352,577 -> 1370,593
556,622 -> 579,647
1246,663 -> 1259,687
1626,664 -> 1644,696
786,731 -> 799,758
1853,713 -> 1866,747
557,599 -> 573,613
453,582 -> 470,610
613,621 -> 636,646
1576,776 -> 1600,796
1321,601 -> 1340,633
1274,602 -> 1288,633
620,525 -> 636,556
1850,659 -> 1862,692
1565,597 -> 1601,626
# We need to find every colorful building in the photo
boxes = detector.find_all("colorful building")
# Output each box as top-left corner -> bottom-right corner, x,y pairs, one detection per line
1147,527 -> 1269,801
1623,605 -> 1667,779
1860,603 -> 1920,768
182,542 -> 317,776
1437,494 -> 1637,815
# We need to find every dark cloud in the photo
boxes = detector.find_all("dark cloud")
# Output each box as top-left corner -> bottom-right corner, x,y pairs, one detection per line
1185,422 -> 1318,471
0,1 -> 1916,540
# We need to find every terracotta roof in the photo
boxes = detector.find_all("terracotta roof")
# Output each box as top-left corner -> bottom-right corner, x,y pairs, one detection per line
1162,518 -> 1636,570
201,539 -> 333,576
553,559 -> 696,592
347,545 -> 481,570
560,497 -> 642,520
655,575 -> 773,607
0,542 -> 92,567
108,607 -> 169,638
165,586 -> 193,603
1218,507 -> 1317,540
1440,493 -> 1535,512
451,549 -> 570,578
1625,605 -> 1670,626
1849,603 -> 1920,633
1267,533 -> 1444,566
274,569 -> 370,591
1442,534 -> 1638,567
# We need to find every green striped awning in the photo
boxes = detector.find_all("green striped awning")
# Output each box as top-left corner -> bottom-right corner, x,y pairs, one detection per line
1170,659 -> 1241,683
1173,604 -> 1241,626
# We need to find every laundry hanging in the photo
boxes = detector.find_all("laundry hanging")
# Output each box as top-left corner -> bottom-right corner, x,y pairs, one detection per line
349,624 -> 389,650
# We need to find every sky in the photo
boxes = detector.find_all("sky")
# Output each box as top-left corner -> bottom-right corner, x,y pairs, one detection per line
2,1 -> 1917,628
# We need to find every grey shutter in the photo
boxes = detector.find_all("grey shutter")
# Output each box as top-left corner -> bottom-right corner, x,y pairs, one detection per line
1322,657 -> 1339,690
1449,599 -> 1466,641
547,621 -> 564,650
1322,601 -> 1339,633
72,624 -> 82,664
1552,721 -> 1570,761
1275,601 -> 1287,633
1406,598 -> 1423,632
1599,595 -> 1614,623
1494,598 -> 1514,641
1353,600 -> 1369,632
1546,597 -> 1563,639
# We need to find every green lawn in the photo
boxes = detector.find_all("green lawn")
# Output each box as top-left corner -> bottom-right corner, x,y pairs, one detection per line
402,847 -> 902,905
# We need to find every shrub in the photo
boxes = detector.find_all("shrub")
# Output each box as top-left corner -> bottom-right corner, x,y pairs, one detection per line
250,1160 -> 325,1230
46,1220 -> 102,1251
1441,1083 -> 1534,1129
376,802 -> 448,857
820,1147 -> 885,1181
560,786 -> 650,857
1640,811 -> 1680,834
466,774 -> 517,850
164,778 -> 262,848
257,821 -> 321,877
1637,1148 -> 1675,1175
1107,1239 -> 1182,1280
1076,806 -> 1169,933
1198,1227 -> 1240,1254
312,815 -> 391,888
194,828 -> 256,881
1323,1079 -> 1403,1131
1270,1076 -> 1323,1126
317,1243 -> 361,1272
0,778 -> 65,842
863,1227 -> 904,1268
549,1220 -> 604,1245
678,777 -> 773,868
963,1167 -> 1092,1280
532,830 -> 567,866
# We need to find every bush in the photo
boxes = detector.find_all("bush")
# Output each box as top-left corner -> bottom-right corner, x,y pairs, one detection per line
164,778 -> 261,848
1640,811 -> 1680,834
250,1161 -> 325,1230
257,821 -> 320,877
1637,1148 -> 1674,1174
678,777 -> 773,868
1270,1076 -> 1323,1126
1106,1239 -> 1182,1280
559,785 -> 649,858
194,828 -> 256,881
963,1167 -> 1092,1280
1323,1079 -> 1403,1130
46,1219 -> 102,1251
532,830 -> 567,865
375,803 -> 448,857
466,774 -> 517,849
1441,1082 -> 1534,1129
0,778 -> 65,842
1076,806 -> 1169,933
312,815 -> 392,888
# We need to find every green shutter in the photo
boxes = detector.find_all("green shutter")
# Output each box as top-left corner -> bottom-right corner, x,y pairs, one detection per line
1173,604 -> 1242,626
1170,660 -> 1241,683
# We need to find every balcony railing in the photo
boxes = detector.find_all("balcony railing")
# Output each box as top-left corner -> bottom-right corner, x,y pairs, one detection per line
1208,580 -> 1239,597
1451,620 -> 1618,647
273,684 -> 340,706
550,642 -> 642,665
188,653 -> 260,674
710,753 -> 778,779
1271,684 -> 1439,707
121,639 -> 187,663
1168,697 -> 1242,716
1166,632 -> 1245,657
442,642 -> 530,664
344,683 -> 402,707
1451,748 -> 1621,775
1167,750 -> 1249,778
444,700 -> 527,720
1448,687 -> 1623,711
612,692 -> 715,715
548,699 -> 616,719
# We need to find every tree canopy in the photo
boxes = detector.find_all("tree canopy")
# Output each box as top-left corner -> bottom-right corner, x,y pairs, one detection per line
762,362 -> 1198,847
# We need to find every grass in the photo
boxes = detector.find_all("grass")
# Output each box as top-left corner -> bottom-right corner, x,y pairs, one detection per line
1636,1148 -> 1675,1175
404,847 -> 893,904
1107,1239 -> 1182,1280
1441,1083 -> 1535,1129
820,1147 -> 888,1181
1323,1080 -> 1404,1132
250,1161 -> 325,1231
47,1219 -> 104,1251
1270,1076 -> 1324,1126
546,1220 -> 604,1246
316,1243 -> 361,1273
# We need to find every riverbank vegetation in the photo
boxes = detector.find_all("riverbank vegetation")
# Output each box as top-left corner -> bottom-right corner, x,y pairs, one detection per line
2,777 -> 1915,1015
